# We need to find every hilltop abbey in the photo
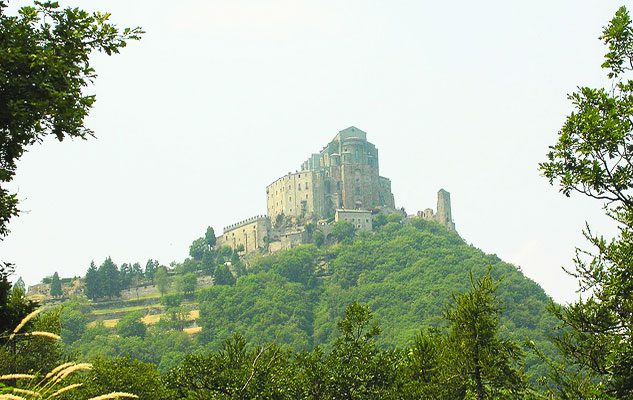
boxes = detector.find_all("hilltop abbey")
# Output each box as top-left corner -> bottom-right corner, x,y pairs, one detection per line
217,127 -> 455,254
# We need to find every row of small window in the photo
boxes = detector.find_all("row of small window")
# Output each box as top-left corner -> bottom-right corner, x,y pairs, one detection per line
272,194 -> 310,206
269,183 -> 311,196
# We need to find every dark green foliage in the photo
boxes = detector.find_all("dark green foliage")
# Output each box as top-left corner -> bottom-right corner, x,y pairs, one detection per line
189,237 -> 207,261
70,326 -> 195,373
175,273 -> 197,297
12,277 -> 24,292
68,357 -> 173,400
0,1 -> 142,242
444,272 -> 526,399
214,264 -> 236,286
0,271 -> 36,335
117,312 -> 147,338
217,246 -> 234,262
190,218 -> 555,378
313,230 -> 325,247
161,293 -> 182,309
84,261 -> 100,300
178,258 -> 200,274
314,218 -> 555,367
198,272 -> 312,350
322,302 -> 396,399
60,299 -> 89,345
166,334 -> 292,399
0,308 -> 65,375
250,245 -> 319,286
145,259 -> 158,282
372,213 -> 387,229
540,6 -> 633,398
50,272 -> 62,297
330,220 -> 356,243
205,226 -> 217,249
119,263 -> 133,289
98,257 -> 121,299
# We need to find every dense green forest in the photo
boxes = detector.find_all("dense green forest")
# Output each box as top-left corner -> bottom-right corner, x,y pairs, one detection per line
42,216 -> 556,379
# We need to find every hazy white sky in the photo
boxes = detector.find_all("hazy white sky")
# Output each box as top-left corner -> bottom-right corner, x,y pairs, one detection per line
2,0 -> 625,303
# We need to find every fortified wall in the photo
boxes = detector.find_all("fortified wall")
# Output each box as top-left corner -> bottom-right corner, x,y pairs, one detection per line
218,126 -> 455,255
216,215 -> 270,254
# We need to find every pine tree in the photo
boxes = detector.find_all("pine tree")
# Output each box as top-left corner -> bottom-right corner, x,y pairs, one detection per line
84,261 -> 100,300
50,272 -> 62,297
12,277 -> 25,293
98,257 -> 120,299
145,259 -> 158,282
445,272 -> 526,399
540,7 -> 633,397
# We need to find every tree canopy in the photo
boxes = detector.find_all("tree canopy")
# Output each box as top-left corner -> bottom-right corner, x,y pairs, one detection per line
0,0 -> 142,241
540,6 -> 633,398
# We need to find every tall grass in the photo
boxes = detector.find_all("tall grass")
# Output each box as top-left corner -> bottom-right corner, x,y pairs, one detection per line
0,309 -> 138,400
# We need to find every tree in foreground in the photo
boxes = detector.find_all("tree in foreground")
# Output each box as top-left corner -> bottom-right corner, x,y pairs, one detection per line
324,302 -> 397,399
0,0 -> 141,335
540,6 -> 633,398
444,272 -> 526,399
0,0 -> 142,242
166,334 -> 290,399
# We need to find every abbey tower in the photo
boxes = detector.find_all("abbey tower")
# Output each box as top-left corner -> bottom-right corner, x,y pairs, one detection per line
266,126 -> 395,223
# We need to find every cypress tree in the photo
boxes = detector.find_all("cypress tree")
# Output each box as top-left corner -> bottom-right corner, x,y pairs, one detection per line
50,272 -> 62,297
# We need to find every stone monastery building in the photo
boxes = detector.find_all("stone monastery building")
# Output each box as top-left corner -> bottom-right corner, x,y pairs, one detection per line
217,127 -> 454,254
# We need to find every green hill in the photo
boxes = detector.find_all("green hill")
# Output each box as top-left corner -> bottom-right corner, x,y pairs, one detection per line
196,217 -> 556,373
62,216 -> 557,376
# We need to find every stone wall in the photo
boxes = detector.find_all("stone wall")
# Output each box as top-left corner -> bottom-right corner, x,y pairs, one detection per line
335,209 -> 373,232
217,216 -> 271,253
266,171 -> 325,223
269,228 -> 306,253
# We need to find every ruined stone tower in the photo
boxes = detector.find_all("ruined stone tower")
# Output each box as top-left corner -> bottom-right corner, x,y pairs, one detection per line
436,189 -> 455,231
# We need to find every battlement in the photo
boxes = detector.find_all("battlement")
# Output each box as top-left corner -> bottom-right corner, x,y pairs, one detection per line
223,215 -> 269,233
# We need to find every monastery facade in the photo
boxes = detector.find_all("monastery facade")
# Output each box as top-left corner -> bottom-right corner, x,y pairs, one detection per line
217,126 -> 455,255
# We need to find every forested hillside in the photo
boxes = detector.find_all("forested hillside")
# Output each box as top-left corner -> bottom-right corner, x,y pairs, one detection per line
55,216 -> 556,378
197,217 -> 556,373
